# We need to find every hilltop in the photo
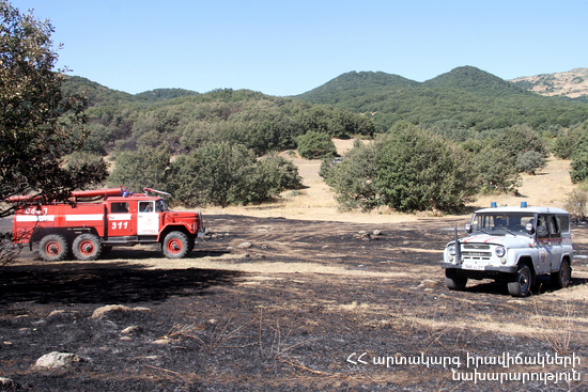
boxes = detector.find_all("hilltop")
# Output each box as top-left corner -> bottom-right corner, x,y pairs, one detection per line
294,66 -> 588,131
510,68 -> 588,100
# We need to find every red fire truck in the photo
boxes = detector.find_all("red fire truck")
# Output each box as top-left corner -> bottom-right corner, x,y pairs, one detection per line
9,187 -> 205,261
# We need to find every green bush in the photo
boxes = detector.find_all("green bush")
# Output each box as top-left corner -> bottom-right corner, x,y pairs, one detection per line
492,124 -> 550,161
515,151 -> 546,174
570,151 -> 588,184
321,140 -> 380,211
376,123 -> 476,211
168,143 -> 302,207
109,143 -> 302,207
322,123 -> 478,212
469,144 -> 519,193
564,186 -> 588,220
296,131 -> 337,159
107,147 -> 171,192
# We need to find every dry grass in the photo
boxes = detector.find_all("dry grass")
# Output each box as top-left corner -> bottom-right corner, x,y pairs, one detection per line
202,140 -> 575,224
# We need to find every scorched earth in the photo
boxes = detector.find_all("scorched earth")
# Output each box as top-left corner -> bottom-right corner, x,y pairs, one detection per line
1,214 -> 588,392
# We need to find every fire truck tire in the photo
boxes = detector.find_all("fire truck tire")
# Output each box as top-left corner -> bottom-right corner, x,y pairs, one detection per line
72,234 -> 103,261
163,231 -> 189,259
39,234 -> 69,262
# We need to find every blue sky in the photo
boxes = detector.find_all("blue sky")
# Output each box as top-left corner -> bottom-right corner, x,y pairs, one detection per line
8,0 -> 588,96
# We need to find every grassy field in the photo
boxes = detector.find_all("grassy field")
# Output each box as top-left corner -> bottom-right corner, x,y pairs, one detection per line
202,139 -> 576,224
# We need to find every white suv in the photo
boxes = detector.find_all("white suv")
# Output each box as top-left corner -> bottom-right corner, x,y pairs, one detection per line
442,204 -> 573,297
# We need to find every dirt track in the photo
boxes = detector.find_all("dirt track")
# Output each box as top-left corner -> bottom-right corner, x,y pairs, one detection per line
2,215 -> 588,391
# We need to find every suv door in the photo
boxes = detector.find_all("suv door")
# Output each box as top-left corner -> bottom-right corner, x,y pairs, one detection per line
536,214 -> 552,275
546,214 -> 563,272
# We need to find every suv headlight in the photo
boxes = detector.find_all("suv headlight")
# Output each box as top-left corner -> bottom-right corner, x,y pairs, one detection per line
448,245 -> 456,256
495,247 -> 506,257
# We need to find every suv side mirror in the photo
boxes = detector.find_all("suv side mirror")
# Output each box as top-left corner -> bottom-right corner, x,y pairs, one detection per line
465,224 -> 472,234
526,223 -> 535,235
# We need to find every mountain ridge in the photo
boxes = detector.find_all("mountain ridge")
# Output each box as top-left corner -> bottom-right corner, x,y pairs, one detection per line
509,68 -> 588,99
292,66 -> 588,131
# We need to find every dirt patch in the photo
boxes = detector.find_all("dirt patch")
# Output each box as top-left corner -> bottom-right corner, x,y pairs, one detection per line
2,215 -> 588,391
202,148 -> 574,225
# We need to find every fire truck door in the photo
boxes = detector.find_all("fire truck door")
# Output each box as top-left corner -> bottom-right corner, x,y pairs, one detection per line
108,202 -> 136,236
137,201 -> 159,235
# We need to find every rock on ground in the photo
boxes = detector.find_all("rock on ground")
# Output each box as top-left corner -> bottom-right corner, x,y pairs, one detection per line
32,352 -> 81,370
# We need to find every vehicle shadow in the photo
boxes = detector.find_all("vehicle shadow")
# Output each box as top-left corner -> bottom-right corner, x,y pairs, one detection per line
0,262 -> 245,305
102,247 -> 231,260
464,275 -> 588,297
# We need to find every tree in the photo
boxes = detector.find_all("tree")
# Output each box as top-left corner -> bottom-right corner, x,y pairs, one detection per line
491,124 -> 549,161
322,123 -> 478,212
321,139 -> 381,211
0,1 -> 108,264
470,144 -> 520,193
296,131 -> 337,159
564,185 -> 588,221
376,123 -> 476,212
570,151 -> 588,184
106,147 -> 170,193
165,142 -> 301,207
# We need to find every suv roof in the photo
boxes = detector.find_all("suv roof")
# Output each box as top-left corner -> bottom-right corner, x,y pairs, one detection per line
475,206 -> 569,215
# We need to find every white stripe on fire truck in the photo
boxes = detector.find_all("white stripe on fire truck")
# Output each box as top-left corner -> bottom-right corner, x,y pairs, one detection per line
15,215 -> 55,222
65,214 -> 104,221
108,214 -> 132,220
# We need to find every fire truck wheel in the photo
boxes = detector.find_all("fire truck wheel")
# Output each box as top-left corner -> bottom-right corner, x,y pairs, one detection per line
73,234 -> 103,261
163,231 -> 189,259
39,234 -> 69,262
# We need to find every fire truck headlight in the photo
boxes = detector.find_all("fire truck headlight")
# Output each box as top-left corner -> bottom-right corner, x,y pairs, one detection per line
495,247 -> 506,258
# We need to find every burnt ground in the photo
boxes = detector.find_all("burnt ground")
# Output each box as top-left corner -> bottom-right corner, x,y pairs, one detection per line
2,215 -> 588,391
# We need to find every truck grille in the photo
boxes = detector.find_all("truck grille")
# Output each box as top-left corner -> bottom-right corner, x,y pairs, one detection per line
461,243 -> 492,260
464,244 -> 490,250
462,251 -> 492,259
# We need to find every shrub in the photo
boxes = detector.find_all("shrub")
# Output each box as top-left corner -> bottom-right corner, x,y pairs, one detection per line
376,123 -> 476,211
322,123 -> 478,212
564,186 -> 588,221
469,144 -> 519,193
515,151 -> 546,174
321,141 -> 380,211
570,151 -> 588,184
296,131 -> 337,159
167,143 -> 301,207
492,124 -> 549,160
107,147 -> 171,193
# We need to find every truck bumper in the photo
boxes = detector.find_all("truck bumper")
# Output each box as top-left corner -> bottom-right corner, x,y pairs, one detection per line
441,263 -> 519,274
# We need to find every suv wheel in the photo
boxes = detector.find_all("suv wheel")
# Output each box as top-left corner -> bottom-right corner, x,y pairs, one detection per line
551,259 -> 571,289
508,265 -> 532,297
445,269 -> 467,291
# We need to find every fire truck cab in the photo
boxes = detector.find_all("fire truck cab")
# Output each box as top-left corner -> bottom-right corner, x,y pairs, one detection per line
10,187 -> 205,261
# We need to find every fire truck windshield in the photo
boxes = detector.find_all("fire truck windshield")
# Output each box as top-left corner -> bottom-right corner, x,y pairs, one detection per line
156,200 -> 168,212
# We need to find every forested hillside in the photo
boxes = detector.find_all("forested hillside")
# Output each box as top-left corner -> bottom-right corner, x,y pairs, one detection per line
62,68 -> 588,211
295,66 -> 588,132
63,77 -> 374,206
62,77 -> 375,157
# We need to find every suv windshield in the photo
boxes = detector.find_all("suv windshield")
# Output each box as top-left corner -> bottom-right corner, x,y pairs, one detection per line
471,213 -> 535,236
